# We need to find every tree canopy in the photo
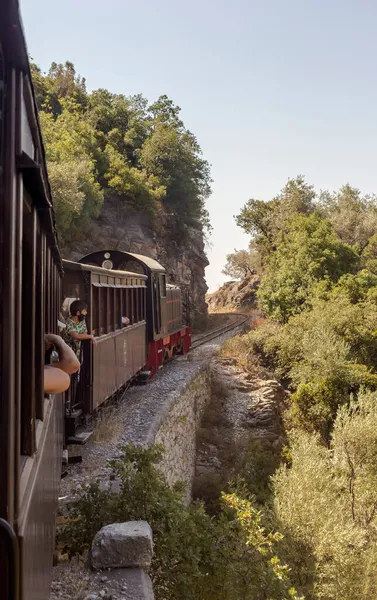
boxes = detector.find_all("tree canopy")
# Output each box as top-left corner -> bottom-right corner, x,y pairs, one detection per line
222,244 -> 261,279
234,176 -> 377,322
31,61 -> 212,248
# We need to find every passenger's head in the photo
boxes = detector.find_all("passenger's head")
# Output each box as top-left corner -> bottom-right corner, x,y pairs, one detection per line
70,300 -> 88,321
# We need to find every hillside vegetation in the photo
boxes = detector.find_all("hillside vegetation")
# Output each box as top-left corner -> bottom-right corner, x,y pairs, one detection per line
220,176 -> 377,598
32,61 -> 211,252
61,176 -> 377,600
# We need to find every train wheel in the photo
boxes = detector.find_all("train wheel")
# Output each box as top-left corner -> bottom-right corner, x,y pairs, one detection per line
175,341 -> 183,355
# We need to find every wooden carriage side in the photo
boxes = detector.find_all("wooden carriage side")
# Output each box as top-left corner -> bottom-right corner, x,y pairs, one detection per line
62,260 -> 148,438
0,2 -> 64,599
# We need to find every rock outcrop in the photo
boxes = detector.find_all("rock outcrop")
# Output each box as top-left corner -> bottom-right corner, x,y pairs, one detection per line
206,274 -> 260,312
65,196 -> 209,325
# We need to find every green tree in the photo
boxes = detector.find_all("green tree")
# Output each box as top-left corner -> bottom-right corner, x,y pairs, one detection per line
31,61 -> 212,247
140,121 -> 212,239
257,213 -> 359,322
104,144 -> 166,213
31,60 -> 87,116
361,233 -> 377,274
236,176 -> 315,254
222,245 -> 261,279
40,103 -> 104,244
319,184 -> 377,250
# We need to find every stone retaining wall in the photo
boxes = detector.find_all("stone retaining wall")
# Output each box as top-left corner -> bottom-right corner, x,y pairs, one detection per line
118,358 -> 213,499
154,369 -> 211,495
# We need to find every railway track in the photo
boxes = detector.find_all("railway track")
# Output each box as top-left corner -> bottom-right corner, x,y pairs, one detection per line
191,314 -> 249,349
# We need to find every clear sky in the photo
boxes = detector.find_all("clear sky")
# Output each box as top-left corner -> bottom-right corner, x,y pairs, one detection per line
20,0 -> 377,292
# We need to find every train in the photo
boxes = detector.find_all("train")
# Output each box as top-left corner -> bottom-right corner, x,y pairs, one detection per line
0,3 -> 191,599
62,251 -> 191,443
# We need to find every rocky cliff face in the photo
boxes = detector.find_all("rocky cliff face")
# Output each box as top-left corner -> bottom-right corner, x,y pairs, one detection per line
206,275 -> 260,312
65,196 -> 209,326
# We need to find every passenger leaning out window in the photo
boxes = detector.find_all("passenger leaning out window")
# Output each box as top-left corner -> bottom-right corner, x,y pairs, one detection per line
63,300 -> 96,361
44,334 -> 80,394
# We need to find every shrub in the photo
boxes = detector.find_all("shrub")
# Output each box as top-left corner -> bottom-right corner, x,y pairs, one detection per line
234,441 -> 282,505
273,393 -> 377,599
60,444 -> 300,600
257,213 -> 359,322
288,379 -> 348,440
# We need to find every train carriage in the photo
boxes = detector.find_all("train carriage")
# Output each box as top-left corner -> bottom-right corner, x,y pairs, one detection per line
1,2 -> 64,598
79,250 -> 192,376
61,260 -> 148,441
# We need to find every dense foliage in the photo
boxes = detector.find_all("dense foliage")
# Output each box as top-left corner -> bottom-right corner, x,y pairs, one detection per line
273,391 -> 377,600
234,177 -> 377,435
221,176 -> 377,598
32,61 -> 211,248
61,444 -> 301,600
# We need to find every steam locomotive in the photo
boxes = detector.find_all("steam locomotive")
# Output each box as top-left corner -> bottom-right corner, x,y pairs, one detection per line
0,3 -> 191,599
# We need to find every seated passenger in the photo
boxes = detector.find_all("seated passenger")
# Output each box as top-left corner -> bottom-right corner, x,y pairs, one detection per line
121,316 -> 130,326
44,334 -> 80,394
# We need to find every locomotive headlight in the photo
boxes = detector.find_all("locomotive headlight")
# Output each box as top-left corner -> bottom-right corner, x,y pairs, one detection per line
102,260 -> 113,270
104,252 -> 111,259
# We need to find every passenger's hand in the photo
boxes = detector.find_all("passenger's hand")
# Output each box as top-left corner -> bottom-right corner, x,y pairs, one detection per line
91,335 -> 97,345
45,333 -> 61,350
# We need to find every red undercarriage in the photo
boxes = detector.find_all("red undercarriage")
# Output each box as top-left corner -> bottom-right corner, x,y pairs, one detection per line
145,326 -> 192,377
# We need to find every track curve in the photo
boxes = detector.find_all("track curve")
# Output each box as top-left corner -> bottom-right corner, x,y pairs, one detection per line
191,314 -> 249,350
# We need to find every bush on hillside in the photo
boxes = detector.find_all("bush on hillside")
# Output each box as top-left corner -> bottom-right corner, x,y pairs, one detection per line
59,444 -> 301,600
257,213 -> 359,322
273,391 -> 377,599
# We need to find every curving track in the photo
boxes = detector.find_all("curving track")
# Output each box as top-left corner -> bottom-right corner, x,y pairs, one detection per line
191,314 -> 249,350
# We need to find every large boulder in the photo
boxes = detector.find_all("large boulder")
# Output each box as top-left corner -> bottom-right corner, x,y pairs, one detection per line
91,521 -> 153,570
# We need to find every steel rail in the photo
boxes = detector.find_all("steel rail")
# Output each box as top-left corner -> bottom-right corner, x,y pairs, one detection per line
191,314 -> 249,349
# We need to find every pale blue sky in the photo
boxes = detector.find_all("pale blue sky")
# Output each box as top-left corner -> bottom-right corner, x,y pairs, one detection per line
21,0 -> 377,292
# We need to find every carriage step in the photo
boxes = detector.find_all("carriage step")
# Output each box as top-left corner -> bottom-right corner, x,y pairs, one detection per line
67,431 -> 93,445
67,408 -> 83,419
65,409 -> 84,438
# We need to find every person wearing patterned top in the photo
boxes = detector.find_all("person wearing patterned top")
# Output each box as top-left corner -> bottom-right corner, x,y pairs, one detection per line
63,300 -> 96,360
62,300 -> 96,404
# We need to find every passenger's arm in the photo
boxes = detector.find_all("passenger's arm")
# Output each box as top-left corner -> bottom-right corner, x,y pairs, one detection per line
69,331 -> 96,343
44,366 -> 71,394
45,334 -> 80,374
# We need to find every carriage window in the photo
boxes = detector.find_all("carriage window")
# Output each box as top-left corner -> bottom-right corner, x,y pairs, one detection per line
115,288 -> 121,330
21,199 -> 37,455
123,288 -> 129,326
121,288 -> 127,327
108,288 -> 114,332
92,287 -> 100,336
160,274 -> 167,298
100,288 -> 106,335
131,288 -> 135,324
153,277 -> 161,335
138,287 -> 143,322
135,288 -> 139,323
35,227 -> 44,420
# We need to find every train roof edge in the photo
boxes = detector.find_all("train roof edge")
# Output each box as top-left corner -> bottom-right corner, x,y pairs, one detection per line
78,250 -> 166,275
1,0 -> 63,273
62,258 -> 148,280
